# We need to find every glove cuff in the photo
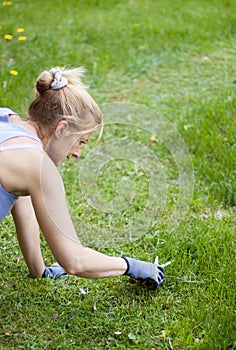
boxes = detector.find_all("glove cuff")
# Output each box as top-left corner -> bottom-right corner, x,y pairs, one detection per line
42,269 -> 47,278
122,257 -> 130,275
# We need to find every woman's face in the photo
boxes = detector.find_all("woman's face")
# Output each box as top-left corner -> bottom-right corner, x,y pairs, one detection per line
67,132 -> 91,160
45,121 -> 92,165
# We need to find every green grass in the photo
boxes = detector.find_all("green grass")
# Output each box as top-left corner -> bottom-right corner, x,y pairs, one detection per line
0,0 -> 235,349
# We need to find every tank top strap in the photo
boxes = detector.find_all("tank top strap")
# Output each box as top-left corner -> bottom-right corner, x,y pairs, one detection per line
0,143 -> 44,152
0,107 -> 43,148
0,107 -> 17,123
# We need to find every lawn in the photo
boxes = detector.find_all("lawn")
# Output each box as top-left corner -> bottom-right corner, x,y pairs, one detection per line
0,0 -> 235,349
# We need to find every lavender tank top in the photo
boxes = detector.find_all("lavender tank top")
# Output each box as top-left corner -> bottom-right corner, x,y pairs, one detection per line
0,107 -> 43,220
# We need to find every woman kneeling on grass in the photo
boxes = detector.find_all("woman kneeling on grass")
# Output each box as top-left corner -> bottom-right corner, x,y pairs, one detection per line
0,67 -> 164,290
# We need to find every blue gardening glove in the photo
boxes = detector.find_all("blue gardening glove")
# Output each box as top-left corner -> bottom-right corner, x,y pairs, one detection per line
42,262 -> 68,280
122,256 -> 167,290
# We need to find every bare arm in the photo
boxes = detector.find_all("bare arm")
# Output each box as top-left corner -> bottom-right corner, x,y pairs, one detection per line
28,153 -> 127,278
11,196 -> 45,277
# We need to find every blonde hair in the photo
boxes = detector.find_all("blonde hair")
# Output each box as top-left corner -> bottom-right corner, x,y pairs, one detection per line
28,67 -> 102,138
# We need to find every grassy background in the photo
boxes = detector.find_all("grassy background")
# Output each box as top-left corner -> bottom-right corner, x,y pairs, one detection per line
0,0 -> 235,349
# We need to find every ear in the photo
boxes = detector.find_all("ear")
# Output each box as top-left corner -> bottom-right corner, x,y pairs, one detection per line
54,120 -> 69,139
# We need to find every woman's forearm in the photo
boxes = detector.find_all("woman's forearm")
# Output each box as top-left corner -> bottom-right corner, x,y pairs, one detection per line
55,245 -> 165,291
11,196 -> 45,277
63,247 -> 127,278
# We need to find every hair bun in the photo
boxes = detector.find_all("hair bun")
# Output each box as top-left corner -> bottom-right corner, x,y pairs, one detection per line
36,70 -> 54,94
36,68 -> 68,94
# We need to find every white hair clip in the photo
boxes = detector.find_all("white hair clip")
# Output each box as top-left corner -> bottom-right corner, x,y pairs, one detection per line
50,68 -> 68,90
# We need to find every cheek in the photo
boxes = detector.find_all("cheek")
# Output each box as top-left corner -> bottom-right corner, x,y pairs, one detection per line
73,142 -> 82,152
68,138 -> 80,151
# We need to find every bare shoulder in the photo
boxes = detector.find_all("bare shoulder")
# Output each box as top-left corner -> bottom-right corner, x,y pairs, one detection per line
0,149 -> 50,196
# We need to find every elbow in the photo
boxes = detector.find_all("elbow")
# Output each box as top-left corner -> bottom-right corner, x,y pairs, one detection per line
65,263 -> 84,276
55,246 -> 91,277
62,255 -> 87,277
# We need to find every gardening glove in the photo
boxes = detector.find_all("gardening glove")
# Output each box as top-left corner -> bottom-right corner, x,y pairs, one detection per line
42,262 -> 68,280
122,256 -> 168,290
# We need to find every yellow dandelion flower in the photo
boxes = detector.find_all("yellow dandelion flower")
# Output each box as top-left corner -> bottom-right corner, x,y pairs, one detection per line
150,134 -> 157,142
2,1 -> 13,6
4,34 -> 13,40
160,333 -> 166,338
17,28 -> 25,33
18,36 -> 26,41
10,69 -> 18,76
159,329 -> 171,339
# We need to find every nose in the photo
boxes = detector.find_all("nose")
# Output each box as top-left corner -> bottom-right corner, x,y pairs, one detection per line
68,139 -> 85,159
72,150 -> 81,158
